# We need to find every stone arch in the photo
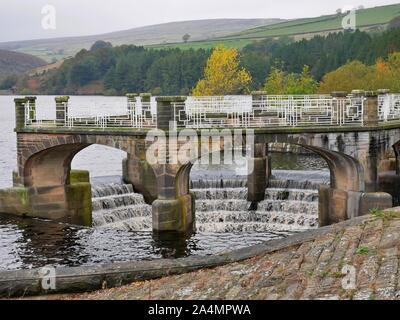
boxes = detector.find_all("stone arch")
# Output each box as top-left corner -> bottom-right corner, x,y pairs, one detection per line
172,139 -> 365,195
18,133 -> 140,188
296,144 -> 365,192
23,143 -> 90,187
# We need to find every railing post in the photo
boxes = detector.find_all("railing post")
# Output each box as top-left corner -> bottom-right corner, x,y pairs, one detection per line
363,91 -> 379,127
156,96 -> 187,131
140,92 -> 152,103
251,91 -> 267,116
140,93 -> 153,120
14,97 -> 27,130
55,96 -> 70,126
25,96 -> 37,123
126,93 -> 138,115
251,91 -> 267,103
331,91 -> 347,125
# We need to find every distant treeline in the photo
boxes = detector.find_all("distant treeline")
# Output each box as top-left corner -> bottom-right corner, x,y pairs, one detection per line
17,27 -> 400,95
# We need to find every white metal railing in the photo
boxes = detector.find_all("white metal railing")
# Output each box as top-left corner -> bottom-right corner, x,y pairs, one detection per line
25,96 -> 157,130
23,94 -> 400,130
185,96 -> 252,115
175,95 -> 365,129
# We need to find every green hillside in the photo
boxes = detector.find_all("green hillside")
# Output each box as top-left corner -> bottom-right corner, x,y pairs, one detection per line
224,3 -> 400,39
153,3 -> 400,50
0,19 -> 282,62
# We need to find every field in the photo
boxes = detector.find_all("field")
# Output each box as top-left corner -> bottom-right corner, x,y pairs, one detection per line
153,3 -> 400,50
0,19 -> 280,62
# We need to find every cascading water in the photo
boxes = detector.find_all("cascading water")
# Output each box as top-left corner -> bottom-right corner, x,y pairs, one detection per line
92,184 -> 152,231
92,169 -> 327,234
191,181 -> 319,233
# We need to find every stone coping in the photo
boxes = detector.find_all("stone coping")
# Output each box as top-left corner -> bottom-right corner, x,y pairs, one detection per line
0,215 -> 373,298
15,120 -> 400,136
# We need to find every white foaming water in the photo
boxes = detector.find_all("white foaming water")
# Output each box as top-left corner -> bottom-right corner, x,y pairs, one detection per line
91,174 -> 322,233
192,185 -> 318,232
92,184 -> 152,231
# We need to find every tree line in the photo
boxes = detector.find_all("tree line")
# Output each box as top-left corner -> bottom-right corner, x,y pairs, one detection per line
8,26 -> 400,95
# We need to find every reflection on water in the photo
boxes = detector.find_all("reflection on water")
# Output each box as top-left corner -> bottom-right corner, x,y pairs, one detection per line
0,214 -> 289,270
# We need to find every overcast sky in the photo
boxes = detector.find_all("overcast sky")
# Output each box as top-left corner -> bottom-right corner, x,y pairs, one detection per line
0,0 -> 399,42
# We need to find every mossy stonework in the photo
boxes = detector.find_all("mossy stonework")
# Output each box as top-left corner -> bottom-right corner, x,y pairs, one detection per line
70,170 -> 90,184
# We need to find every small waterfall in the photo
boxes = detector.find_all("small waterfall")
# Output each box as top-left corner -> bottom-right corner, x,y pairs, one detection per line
92,170 -> 324,234
190,179 -> 247,189
91,184 -> 152,231
190,169 -> 324,232
192,185 -> 319,233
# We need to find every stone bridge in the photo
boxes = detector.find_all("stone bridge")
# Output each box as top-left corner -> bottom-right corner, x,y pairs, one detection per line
1,91 -> 400,235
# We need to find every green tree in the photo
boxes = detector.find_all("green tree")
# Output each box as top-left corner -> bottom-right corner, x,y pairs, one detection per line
296,65 -> 319,94
90,40 -> 113,51
263,66 -> 318,94
0,74 -> 18,90
318,61 -> 373,93
263,68 -> 286,94
182,34 -> 191,43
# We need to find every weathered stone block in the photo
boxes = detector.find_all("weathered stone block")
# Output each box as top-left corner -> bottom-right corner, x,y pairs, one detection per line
359,192 -> 393,216
379,171 -> 400,206
0,187 -> 29,215
330,189 -> 348,223
347,190 -> 362,219
66,183 -> 92,226
363,93 -> 379,127
152,194 -> 193,234
318,187 -> 348,226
